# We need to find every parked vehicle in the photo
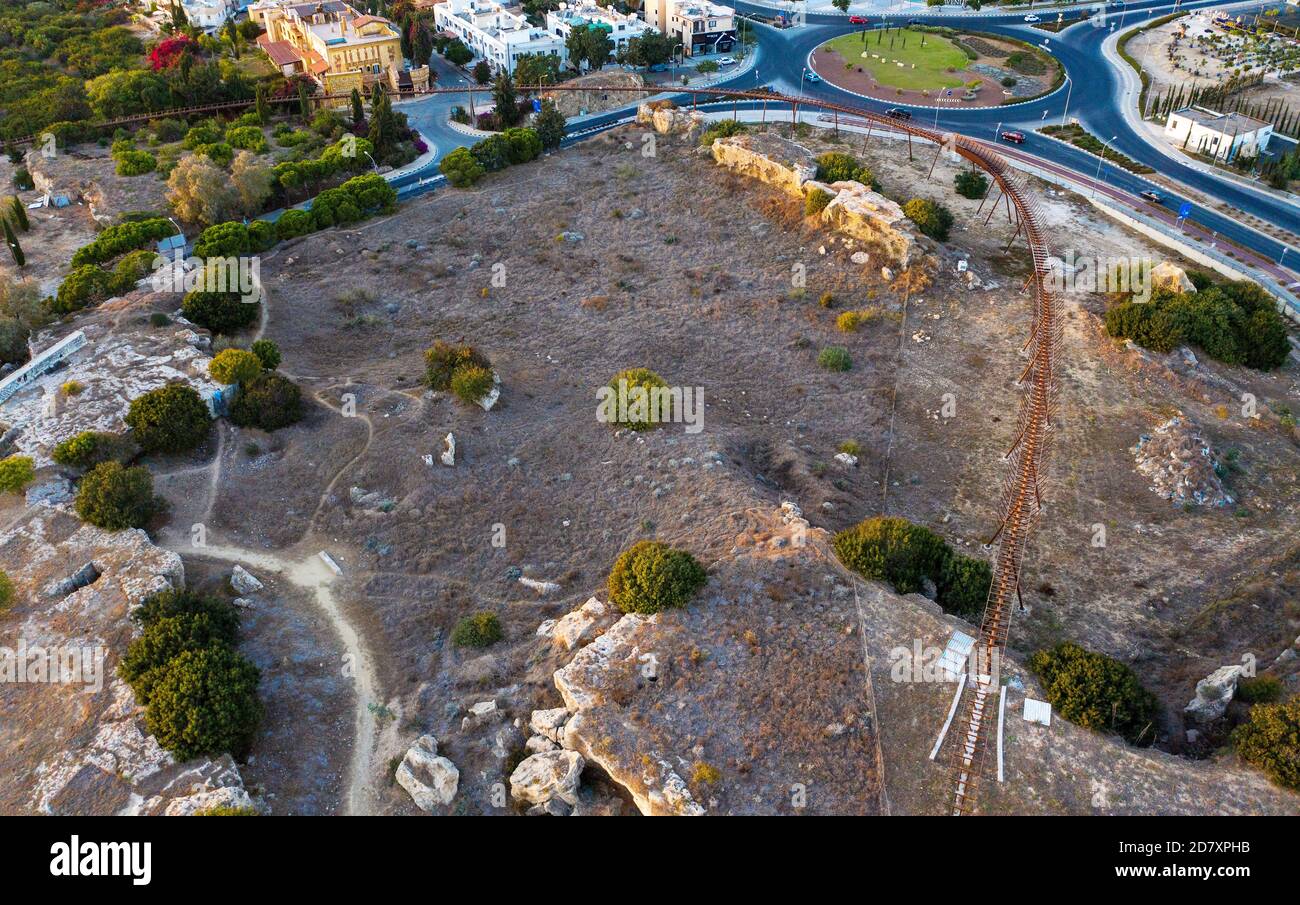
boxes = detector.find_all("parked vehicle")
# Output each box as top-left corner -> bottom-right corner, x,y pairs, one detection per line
1139,190 -> 1163,204
1023,14 -> 1041,23
717,56 -> 736,66
999,130 -> 1026,144
885,107 -> 912,120
849,15 -> 868,24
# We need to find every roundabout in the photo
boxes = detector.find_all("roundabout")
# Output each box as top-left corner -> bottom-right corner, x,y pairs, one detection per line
809,26 -> 1063,108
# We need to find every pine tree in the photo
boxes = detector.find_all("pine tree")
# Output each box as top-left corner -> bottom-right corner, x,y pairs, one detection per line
255,83 -> 270,125
298,81 -> 311,121
492,71 -> 519,128
351,88 -> 366,128
3,218 -> 23,267
10,196 -> 29,232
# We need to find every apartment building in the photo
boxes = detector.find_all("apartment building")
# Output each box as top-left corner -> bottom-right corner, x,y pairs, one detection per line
251,0 -> 408,93
433,0 -> 564,75
641,0 -> 735,57
545,2 -> 651,62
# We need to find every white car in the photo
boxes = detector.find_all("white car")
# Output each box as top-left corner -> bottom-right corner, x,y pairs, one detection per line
717,56 -> 737,66
1023,14 -> 1040,22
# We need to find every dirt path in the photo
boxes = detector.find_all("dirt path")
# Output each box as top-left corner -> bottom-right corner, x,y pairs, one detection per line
176,542 -> 385,816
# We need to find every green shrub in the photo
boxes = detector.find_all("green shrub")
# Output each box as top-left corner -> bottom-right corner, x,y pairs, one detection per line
195,806 -> 259,816
0,570 -> 13,613
125,384 -> 211,454
75,461 -> 157,529
608,540 -> 707,615
954,169 -> 988,199
194,221 -> 252,258
51,431 -> 136,470
71,218 -> 173,267
805,187 -> 833,217
605,367 -> 670,431
54,265 -> 118,314
275,209 -> 315,241
209,348 -> 263,385
144,644 -> 262,761
194,142 -> 234,167
449,363 -> 495,406
817,346 -> 852,371
114,149 -> 156,176
815,152 -> 874,187
119,607 -> 240,704
439,147 -> 484,188
502,127 -> 542,165
833,516 -> 949,597
699,119 -> 747,148
250,339 -> 281,370
181,286 -> 260,334
424,340 -> 491,391
451,612 -> 503,648
936,553 -> 992,620
113,248 -> 158,287
134,588 -> 242,637
903,197 -> 953,241
1027,642 -> 1160,746
1236,676 -> 1284,704
0,318 -> 29,367
229,372 -> 303,431
225,125 -> 268,153
0,454 -> 35,494
183,123 -> 222,149
1232,695 -> 1300,790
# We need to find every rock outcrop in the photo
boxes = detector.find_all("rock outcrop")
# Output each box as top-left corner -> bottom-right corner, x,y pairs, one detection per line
635,101 -> 704,136
1151,260 -> 1197,295
1185,665 -> 1245,724
710,134 -> 915,265
395,734 -> 459,810
508,749 -> 584,807
1131,415 -> 1233,508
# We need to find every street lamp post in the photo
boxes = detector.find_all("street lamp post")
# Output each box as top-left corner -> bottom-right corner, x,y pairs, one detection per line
1092,134 -> 1117,198
1060,76 -> 1072,126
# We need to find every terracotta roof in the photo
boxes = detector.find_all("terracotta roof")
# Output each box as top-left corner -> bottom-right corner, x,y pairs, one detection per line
307,49 -> 330,75
259,38 -> 304,67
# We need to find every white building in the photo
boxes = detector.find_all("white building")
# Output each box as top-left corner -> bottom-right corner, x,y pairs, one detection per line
433,0 -> 565,75
1165,106 -> 1274,163
178,0 -> 241,30
642,0 -> 735,57
545,2 -> 651,63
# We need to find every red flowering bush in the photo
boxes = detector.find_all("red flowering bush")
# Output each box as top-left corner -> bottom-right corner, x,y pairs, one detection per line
150,36 -> 197,71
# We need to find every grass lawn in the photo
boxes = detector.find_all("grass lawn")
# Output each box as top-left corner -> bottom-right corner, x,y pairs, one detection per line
821,28 -> 968,90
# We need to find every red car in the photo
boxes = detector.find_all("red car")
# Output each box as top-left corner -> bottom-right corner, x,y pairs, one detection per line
849,15 -> 868,24
1000,130 -> 1026,144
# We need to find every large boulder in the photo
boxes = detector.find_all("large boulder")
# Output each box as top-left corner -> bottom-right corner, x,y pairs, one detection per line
1151,260 -> 1196,295
635,102 -> 704,136
548,596 -> 617,651
509,750 -> 585,806
395,735 -> 459,811
1184,665 -> 1245,724
711,132 -> 817,197
813,180 -> 916,268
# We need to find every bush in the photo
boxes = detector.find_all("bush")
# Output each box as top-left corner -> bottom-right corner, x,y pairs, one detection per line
439,147 -> 484,188
502,127 -> 542,165
607,540 -> 707,615
1236,676 -> 1284,704
228,372 -> 303,431
0,318 -> 29,367
51,431 -> 136,470
250,339 -> 281,370
114,149 -> 157,176
449,363 -> 495,406
1027,642 -> 1160,745
451,612 -> 503,648
833,516 -> 949,597
71,218 -> 173,266
954,169 -> 988,199
194,221 -> 252,259
817,346 -> 852,371
605,367 -> 670,431
75,461 -> 157,529
815,152 -> 874,187
125,384 -> 211,454
120,605 -> 239,704
1232,695 -> 1300,790
936,553 -> 992,620
225,126 -> 268,153
144,644 -> 262,761
0,570 -> 12,613
182,286 -> 260,334
699,119 -> 747,148
54,265 -> 119,314
903,197 -> 953,241
195,142 -> 234,168
0,454 -> 35,494
424,340 -> 491,391
805,187 -> 833,217
209,348 -> 263,385
275,209 -> 315,241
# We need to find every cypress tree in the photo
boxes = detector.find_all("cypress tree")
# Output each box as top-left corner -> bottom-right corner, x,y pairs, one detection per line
3,218 -> 24,267
255,83 -> 270,125
351,88 -> 365,127
10,196 -> 29,232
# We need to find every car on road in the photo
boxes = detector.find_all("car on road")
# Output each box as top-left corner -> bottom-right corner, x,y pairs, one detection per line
849,15 -> 868,24
1023,14 -> 1041,22
1139,190 -> 1163,204
885,107 -> 912,120
717,56 -> 736,66
803,70 -> 822,83
999,130 -> 1026,144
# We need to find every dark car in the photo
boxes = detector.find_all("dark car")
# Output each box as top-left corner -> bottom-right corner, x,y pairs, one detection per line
999,130 -> 1026,144
885,107 -> 912,120
1139,190 -> 1163,204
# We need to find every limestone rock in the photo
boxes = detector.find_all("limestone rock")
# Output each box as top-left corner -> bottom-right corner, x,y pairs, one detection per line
1152,260 -> 1196,294
635,102 -> 704,136
230,565 -> 263,596
550,596 -> 617,651
710,132 -> 818,196
509,750 -> 585,806
529,707 -> 570,743
395,735 -> 459,810
440,432 -> 455,466
1132,415 -> 1233,508
1185,665 -> 1245,724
